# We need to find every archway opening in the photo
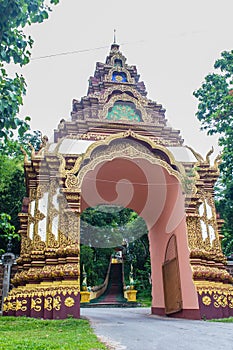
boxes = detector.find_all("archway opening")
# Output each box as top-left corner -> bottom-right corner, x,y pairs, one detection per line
80,204 -> 151,305
79,153 -> 198,316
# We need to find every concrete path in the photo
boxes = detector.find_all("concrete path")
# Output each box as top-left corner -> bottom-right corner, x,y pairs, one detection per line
81,307 -> 233,350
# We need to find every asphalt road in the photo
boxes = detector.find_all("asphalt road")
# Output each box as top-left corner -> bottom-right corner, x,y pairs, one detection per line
81,307 -> 233,350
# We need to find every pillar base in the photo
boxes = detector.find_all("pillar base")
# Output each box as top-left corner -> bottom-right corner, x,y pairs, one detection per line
3,281 -> 80,319
195,281 -> 233,320
80,291 -> 90,303
151,307 -> 201,320
151,281 -> 233,320
125,290 -> 137,302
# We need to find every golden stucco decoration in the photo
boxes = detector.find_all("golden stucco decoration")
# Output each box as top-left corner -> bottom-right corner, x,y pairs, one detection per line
64,297 -> 75,307
202,296 -> 211,306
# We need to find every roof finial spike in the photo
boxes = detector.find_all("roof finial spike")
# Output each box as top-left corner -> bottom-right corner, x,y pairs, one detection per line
113,29 -> 116,44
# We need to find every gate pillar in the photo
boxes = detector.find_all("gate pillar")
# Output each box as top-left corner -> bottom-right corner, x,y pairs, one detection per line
186,156 -> 233,319
3,161 -> 81,319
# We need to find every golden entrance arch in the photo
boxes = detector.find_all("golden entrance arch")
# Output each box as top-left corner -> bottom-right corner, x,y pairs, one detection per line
3,43 -> 233,320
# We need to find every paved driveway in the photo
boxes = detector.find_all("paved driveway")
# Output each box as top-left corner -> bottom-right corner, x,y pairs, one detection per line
81,307 -> 233,350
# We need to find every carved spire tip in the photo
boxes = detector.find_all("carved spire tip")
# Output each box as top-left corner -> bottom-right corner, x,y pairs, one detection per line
111,29 -> 119,51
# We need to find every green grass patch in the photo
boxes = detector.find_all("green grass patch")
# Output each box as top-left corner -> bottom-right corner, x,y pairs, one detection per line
137,291 -> 152,307
209,317 -> 233,323
0,316 -> 108,350
137,297 -> 151,307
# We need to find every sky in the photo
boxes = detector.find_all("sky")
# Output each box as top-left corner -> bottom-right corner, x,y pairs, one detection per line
13,0 -> 233,157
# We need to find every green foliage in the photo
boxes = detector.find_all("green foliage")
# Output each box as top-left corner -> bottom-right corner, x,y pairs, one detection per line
194,51 -> 233,136
122,220 -> 151,294
0,155 -> 26,255
0,213 -> 19,255
194,50 -> 233,255
0,316 -> 107,349
0,156 -> 26,224
80,206 -> 151,296
124,234 -> 151,296
0,0 -> 58,255
215,181 -> 233,255
80,245 -> 112,286
0,67 -> 29,139
81,205 -> 137,228
0,0 -> 59,66
0,213 -> 17,238
0,0 -> 59,140
80,205 -> 141,247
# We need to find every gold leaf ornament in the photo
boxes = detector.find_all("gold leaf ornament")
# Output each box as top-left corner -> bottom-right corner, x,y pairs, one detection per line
64,297 -> 75,307
202,295 -> 211,306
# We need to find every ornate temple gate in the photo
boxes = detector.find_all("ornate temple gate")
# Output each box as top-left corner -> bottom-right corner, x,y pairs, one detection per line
3,43 -> 233,319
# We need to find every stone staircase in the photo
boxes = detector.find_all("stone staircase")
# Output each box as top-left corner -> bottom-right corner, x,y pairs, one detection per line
83,263 -> 128,307
96,263 -> 125,304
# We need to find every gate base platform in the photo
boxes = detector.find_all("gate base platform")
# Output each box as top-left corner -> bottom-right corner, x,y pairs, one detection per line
2,281 -> 80,319
152,281 -> 233,320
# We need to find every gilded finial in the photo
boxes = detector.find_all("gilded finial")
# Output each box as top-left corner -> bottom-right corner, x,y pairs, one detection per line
20,146 -> 30,164
214,152 -> 222,169
37,135 -> 49,156
205,146 -> 214,164
28,142 -> 35,158
185,145 -> 204,163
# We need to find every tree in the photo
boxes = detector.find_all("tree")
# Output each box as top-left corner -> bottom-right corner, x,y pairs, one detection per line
0,0 -> 59,255
80,205 -> 151,295
80,205 -> 140,248
215,181 -> 233,256
194,50 -> 233,255
0,213 -> 20,255
80,206 -> 137,285
0,154 -> 25,255
0,156 -> 25,225
0,0 -> 59,145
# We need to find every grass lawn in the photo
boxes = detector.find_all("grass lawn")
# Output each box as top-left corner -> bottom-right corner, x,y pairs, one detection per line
209,317 -> 233,323
137,291 -> 152,307
0,316 -> 108,350
137,296 -> 151,307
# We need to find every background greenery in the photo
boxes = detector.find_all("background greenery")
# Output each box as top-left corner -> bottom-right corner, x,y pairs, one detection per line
194,50 -> 233,257
80,207 -> 151,298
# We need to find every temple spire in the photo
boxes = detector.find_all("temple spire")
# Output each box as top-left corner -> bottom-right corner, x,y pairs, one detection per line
111,29 -> 119,51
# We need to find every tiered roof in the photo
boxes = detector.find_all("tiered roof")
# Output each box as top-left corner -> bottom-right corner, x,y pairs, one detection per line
54,43 -> 183,146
